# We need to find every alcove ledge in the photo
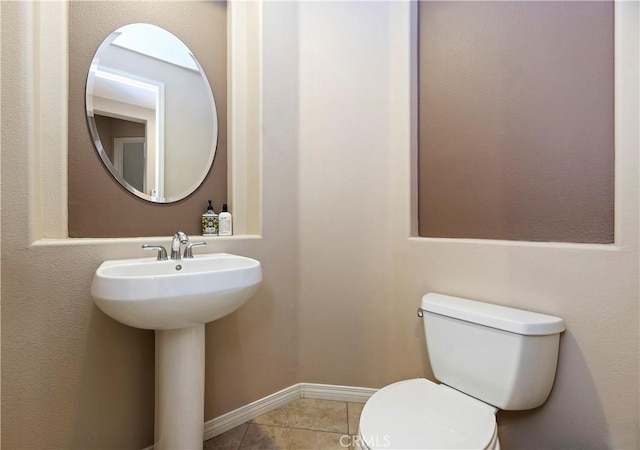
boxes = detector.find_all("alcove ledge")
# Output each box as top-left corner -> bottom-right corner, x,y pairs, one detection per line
31,234 -> 262,249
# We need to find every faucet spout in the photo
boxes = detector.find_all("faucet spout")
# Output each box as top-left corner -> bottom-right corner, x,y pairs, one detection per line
170,231 -> 189,260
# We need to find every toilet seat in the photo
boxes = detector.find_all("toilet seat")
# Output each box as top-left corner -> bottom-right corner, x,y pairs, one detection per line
358,379 -> 498,450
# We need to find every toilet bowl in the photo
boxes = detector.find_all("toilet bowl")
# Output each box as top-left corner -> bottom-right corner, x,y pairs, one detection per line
357,379 -> 499,450
357,293 -> 564,450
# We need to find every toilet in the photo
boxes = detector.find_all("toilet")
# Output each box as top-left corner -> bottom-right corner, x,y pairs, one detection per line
357,293 -> 565,450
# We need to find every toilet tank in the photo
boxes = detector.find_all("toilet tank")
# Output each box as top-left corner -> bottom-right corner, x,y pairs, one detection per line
421,293 -> 565,411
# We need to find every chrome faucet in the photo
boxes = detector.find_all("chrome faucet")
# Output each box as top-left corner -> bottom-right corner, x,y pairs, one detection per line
170,231 -> 189,260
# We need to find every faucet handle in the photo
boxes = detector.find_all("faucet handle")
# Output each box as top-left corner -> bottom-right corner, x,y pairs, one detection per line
142,244 -> 168,261
183,241 -> 207,258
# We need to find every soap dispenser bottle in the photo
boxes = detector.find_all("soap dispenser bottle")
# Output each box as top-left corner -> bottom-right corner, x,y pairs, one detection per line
218,203 -> 233,236
202,200 -> 218,236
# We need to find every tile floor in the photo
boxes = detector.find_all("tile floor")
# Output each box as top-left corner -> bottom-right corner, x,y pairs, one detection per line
203,398 -> 364,450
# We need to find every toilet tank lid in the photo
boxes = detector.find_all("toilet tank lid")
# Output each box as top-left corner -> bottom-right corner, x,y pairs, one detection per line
421,293 -> 565,336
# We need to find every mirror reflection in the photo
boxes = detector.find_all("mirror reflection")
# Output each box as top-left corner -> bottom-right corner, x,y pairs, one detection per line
86,23 -> 218,203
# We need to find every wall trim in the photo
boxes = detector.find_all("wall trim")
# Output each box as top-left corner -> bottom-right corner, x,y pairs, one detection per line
202,383 -> 377,441
141,383 -> 377,449
227,0 -> 263,236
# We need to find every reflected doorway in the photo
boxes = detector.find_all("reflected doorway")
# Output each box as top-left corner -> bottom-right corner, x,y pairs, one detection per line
114,137 -> 146,193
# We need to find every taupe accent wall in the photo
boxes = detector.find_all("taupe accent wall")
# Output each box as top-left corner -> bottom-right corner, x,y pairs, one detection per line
418,1 -> 614,243
68,1 -> 227,238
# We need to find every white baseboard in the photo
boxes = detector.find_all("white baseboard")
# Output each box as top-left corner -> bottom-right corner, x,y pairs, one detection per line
202,383 -> 377,441
299,383 -> 378,403
142,382 -> 377,448
202,383 -> 301,441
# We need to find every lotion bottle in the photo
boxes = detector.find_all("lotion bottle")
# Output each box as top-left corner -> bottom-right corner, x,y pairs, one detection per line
218,203 -> 233,236
202,200 -> 218,236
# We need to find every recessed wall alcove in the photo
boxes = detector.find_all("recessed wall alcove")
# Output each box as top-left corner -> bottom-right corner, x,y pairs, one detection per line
25,0 -> 261,242
68,1 -> 231,237
417,1 -> 615,244
68,2 -> 227,238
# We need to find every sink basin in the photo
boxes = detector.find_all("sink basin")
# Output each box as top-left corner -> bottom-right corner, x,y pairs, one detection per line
91,252 -> 262,330
91,251 -> 262,448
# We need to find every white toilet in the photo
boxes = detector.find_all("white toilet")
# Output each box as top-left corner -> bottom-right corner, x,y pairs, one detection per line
357,293 -> 565,450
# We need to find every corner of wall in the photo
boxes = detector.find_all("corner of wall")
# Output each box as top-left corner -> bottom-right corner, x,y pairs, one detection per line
31,0 -> 69,242
228,0 -> 262,237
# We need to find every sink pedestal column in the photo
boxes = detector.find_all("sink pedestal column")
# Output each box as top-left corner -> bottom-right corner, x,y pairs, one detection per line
155,324 -> 205,450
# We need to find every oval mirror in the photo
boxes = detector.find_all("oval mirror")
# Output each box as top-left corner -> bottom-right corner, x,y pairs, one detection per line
85,23 -> 218,203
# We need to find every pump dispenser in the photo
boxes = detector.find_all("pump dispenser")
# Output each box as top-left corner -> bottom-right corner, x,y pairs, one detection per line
218,203 -> 233,236
202,200 -> 218,235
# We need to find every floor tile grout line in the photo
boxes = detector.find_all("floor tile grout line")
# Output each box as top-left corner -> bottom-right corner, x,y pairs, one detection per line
245,421 -> 350,436
248,399 -> 351,435
344,400 -> 349,435
344,401 -> 350,437
236,422 -> 251,450
208,400 -> 364,450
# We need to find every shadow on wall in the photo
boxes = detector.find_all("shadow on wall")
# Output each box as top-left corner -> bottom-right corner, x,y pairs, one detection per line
71,306 -> 154,449
204,259 -> 299,419
498,332 -> 610,449
416,316 -> 435,381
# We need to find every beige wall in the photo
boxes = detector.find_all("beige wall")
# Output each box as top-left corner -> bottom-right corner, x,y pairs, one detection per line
295,1 -> 638,448
2,1 -> 639,450
68,1 -> 228,238
2,1 -> 298,448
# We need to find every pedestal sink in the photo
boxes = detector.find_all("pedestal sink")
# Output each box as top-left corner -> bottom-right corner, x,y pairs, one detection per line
90,252 -> 262,450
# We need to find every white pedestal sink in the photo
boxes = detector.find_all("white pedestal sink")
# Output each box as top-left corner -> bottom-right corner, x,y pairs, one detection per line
90,253 -> 262,450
